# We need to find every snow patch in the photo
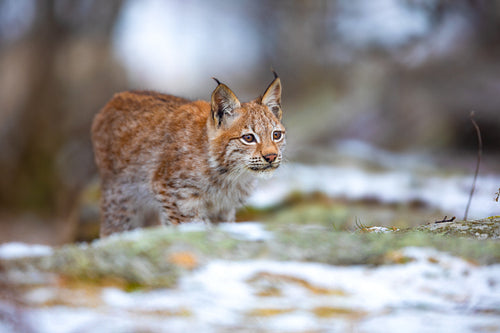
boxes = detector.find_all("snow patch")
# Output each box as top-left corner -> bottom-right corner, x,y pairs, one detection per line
363,226 -> 397,233
219,222 -> 273,241
249,163 -> 500,219
0,242 -> 52,259
3,247 -> 499,332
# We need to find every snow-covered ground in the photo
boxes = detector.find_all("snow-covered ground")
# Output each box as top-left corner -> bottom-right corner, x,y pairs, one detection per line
0,243 -> 52,259
0,223 -> 499,333
250,162 -> 500,220
1,247 -> 499,332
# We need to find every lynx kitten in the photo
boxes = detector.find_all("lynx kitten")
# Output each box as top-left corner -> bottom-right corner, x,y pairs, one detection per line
92,73 -> 285,236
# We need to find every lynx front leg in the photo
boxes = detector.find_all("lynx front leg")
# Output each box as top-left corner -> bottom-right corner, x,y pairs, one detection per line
156,200 -> 180,225
157,200 -> 202,225
153,186 -> 195,225
154,187 -> 205,225
152,174 -> 205,225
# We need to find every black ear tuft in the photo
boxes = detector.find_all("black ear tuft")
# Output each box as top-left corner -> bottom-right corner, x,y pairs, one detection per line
271,68 -> 279,80
212,77 -> 222,86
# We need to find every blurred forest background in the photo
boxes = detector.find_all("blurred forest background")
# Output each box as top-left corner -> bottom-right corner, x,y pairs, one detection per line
0,0 -> 499,244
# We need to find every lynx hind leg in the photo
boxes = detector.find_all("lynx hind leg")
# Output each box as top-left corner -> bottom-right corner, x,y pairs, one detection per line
209,208 -> 236,224
99,180 -> 145,237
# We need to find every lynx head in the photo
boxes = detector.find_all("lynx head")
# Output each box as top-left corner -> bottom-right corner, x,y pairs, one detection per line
208,72 -> 285,179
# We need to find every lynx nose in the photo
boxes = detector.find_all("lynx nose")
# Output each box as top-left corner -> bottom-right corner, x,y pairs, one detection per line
263,153 -> 277,163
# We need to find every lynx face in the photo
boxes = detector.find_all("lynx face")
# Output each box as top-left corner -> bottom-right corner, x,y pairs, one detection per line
208,74 -> 285,179
226,103 -> 285,178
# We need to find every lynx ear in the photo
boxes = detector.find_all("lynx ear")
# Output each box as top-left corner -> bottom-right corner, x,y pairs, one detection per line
211,78 -> 241,128
261,71 -> 282,120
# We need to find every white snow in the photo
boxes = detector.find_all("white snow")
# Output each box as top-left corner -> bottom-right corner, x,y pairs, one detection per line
219,222 -> 274,241
249,162 -> 500,219
3,245 -> 498,333
363,226 -> 396,233
0,242 -> 52,259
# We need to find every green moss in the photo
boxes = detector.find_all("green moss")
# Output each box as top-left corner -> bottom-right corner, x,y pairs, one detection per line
2,220 -> 499,289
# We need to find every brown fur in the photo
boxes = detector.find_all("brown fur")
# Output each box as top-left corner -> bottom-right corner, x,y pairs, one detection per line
91,74 -> 285,237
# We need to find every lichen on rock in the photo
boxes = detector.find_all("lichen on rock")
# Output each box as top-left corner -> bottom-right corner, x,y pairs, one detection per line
416,217 -> 500,240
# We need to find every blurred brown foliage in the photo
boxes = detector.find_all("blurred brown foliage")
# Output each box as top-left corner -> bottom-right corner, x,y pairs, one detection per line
0,0 -> 126,236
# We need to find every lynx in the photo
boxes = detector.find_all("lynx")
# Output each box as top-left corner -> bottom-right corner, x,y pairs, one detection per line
91,72 -> 285,237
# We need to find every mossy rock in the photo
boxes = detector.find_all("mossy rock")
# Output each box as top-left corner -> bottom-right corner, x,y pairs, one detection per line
416,217 -> 500,239
2,220 -> 499,289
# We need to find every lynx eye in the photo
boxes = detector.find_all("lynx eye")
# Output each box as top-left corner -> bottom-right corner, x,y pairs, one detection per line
272,131 -> 283,141
242,134 -> 256,143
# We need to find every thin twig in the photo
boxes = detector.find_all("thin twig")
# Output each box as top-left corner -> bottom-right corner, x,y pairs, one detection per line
464,111 -> 482,221
435,216 -> 456,223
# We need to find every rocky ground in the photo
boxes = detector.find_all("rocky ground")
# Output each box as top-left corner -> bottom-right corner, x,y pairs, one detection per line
0,219 -> 499,333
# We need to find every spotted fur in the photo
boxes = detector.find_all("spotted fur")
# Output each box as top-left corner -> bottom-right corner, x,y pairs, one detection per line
91,74 -> 285,237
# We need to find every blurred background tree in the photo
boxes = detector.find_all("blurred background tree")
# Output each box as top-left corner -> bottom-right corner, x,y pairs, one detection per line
0,0 -> 499,244
0,0 -> 126,242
